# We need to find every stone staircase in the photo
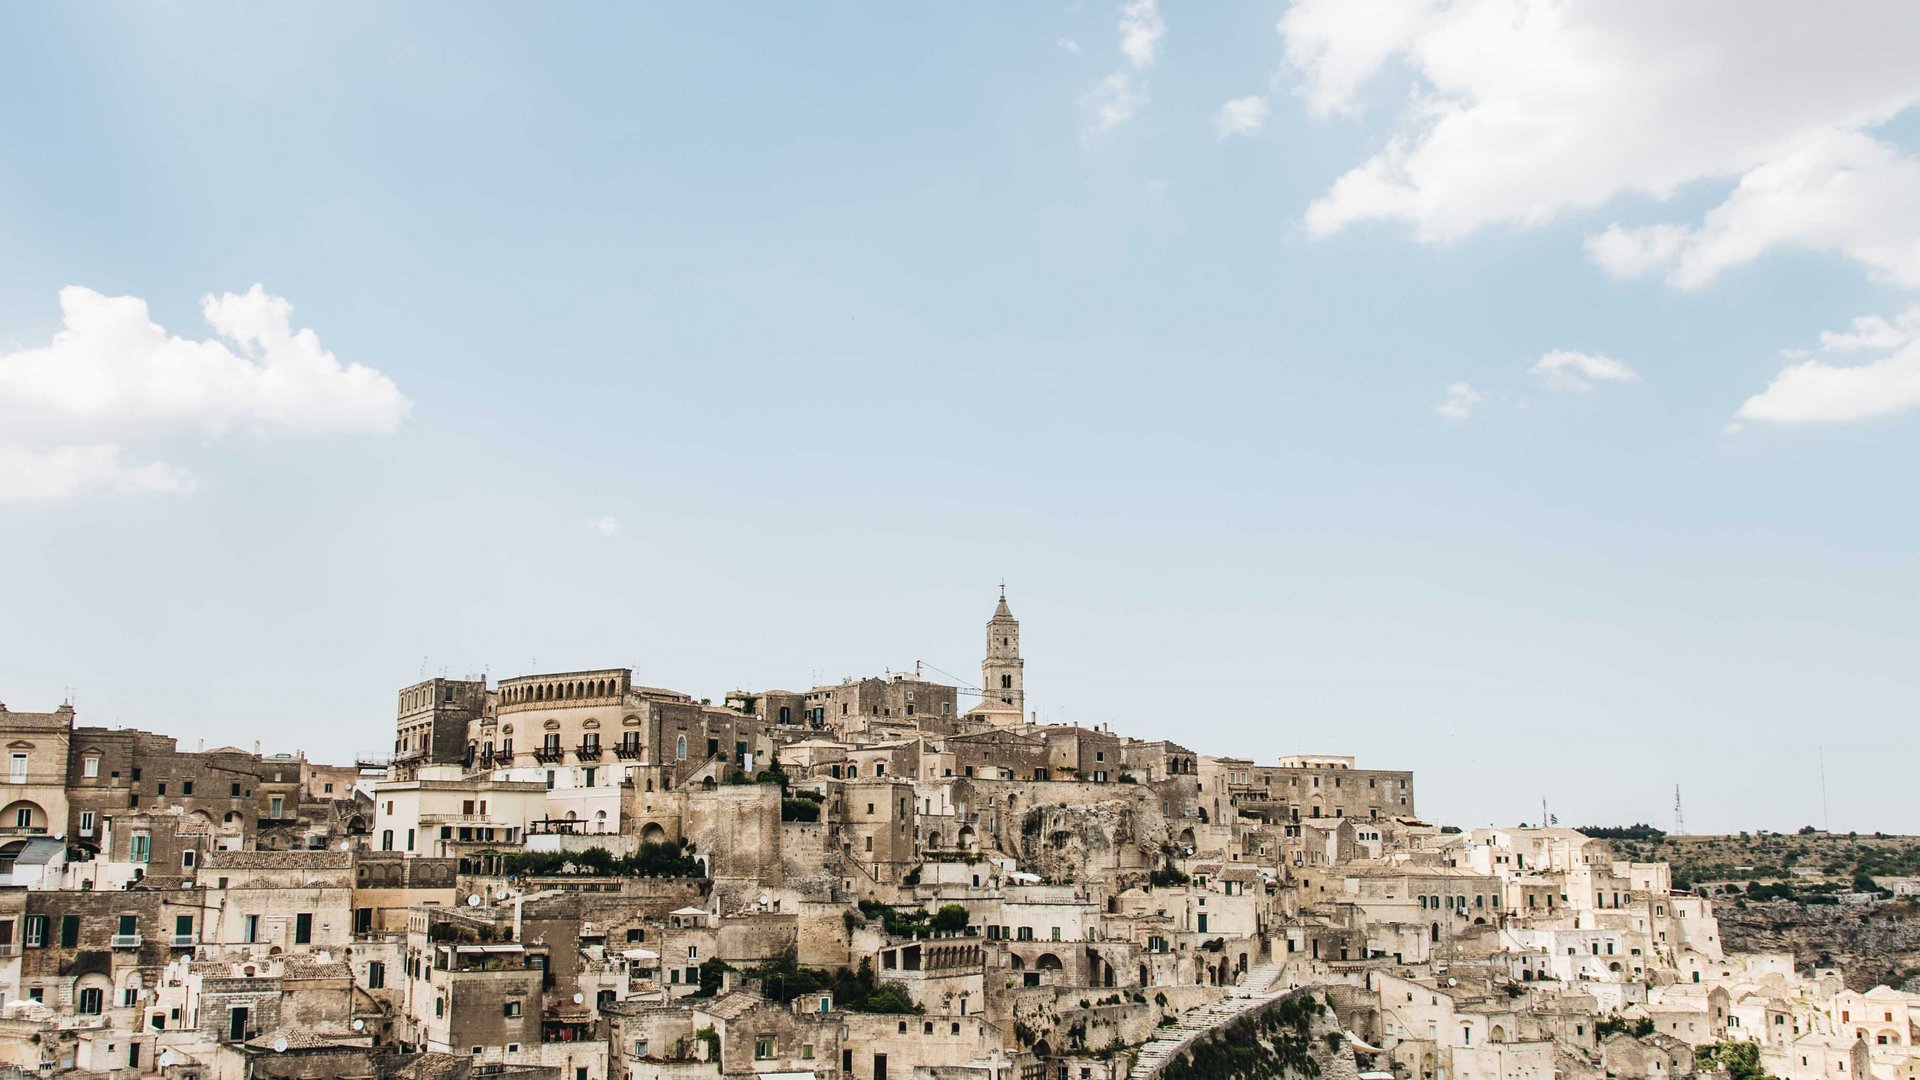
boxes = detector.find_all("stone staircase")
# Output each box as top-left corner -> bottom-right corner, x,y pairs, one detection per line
1126,960 -> 1287,1078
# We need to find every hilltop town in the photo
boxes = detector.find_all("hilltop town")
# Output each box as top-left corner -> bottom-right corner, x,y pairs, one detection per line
1,593 -> 1912,1080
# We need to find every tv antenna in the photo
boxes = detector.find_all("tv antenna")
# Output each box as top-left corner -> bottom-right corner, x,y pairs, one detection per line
1673,784 -> 1687,837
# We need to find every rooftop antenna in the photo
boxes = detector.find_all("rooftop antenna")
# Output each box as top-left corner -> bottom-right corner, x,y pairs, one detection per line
1673,784 -> 1687,837
419,656 -> 428,679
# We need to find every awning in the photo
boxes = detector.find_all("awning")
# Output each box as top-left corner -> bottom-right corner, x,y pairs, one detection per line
621,948 -> 660,961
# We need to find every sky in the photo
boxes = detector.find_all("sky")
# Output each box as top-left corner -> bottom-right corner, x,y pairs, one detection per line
3,1 -> 1918,836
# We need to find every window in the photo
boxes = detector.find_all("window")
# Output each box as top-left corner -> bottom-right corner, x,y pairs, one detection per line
755,1037 -> 773,1059
676,736 -> 687,760
504,1001 -> 522,1018
324,783 -> 334,793
156,781 -> 167,796
244,914 -> 259,943
367,962 -> 385,989
24,915 -> 46,947
294,913 -> 312,945
83,755 -> 100,778
381,830 -> 394,851
10,753 -> 27,781
61,914 -> 80,947
78,987 -> 103,1014
231,783 -> 241,797
182,850 -> 196,868
182,781 -> 193,796
79,810 -> 95,836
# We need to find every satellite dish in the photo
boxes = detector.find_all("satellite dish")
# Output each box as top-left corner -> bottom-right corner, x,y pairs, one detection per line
467,894 -> 482,907
572,992 -> 584,1004
352,1019 -> 366,1032
272,1037 -> 289,1053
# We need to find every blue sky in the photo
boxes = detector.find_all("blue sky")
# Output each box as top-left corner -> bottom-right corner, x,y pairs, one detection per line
3,2 -> 1917,834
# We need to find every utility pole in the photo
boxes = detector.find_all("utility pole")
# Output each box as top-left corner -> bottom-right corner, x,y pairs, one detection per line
1819,747 -> 1830,832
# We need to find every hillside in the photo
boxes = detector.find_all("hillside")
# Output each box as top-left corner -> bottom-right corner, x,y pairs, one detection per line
1592,829 -> 1920,889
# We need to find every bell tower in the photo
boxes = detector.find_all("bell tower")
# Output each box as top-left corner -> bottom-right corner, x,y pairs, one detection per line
982,585 -> 1024,716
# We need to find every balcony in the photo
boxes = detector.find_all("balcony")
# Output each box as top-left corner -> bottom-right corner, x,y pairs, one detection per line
531,747 -> 565,765
574,743 -> 604,762
611,743 -> 644,761
110,934 -> 143,948
171,933 -> 199,948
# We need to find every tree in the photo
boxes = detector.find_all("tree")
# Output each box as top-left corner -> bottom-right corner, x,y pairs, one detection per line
932,904 -> 970,936
1697,1040 -> 1767,1080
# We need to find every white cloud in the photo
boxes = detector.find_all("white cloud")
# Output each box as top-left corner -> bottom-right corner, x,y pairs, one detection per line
0,285 -> 408,502
1584,223 -> 1690,280
587,515 -> 622,537
1279,0 -> 1920,276
1738,305 -> 1920,424
1082,73 -> 1145,137
1214,95 -> 1270,137
1059,37 -> 1081,55
1819,303 -> 1920,352
0,445 -> 197,502
1083,0 -> 1165,139
1529,349 -> 1642,392
1117,0 -> 1165,69
1436,381 -> 1483,420
1590,130 -> 1920,290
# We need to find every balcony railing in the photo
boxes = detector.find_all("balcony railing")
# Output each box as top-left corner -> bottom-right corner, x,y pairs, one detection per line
611,744 -> 644,760
532,747 -> 565,764
574,743 -> 603,762
110,934 -> 143,948
171,933 -> 199,948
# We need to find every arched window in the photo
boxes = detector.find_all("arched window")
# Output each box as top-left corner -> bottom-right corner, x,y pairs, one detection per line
675,736 -> 687,760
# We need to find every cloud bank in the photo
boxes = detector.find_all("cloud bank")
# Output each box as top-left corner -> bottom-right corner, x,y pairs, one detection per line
0,285 -> 409,502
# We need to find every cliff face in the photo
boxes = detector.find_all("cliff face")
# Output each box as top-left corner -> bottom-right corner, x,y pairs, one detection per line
1716,898 -> 1920,991
1154,992 -> 1355,1080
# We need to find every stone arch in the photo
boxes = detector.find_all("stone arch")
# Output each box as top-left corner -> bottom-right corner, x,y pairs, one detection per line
1,800 -> 47,831
640,823 -> 667,844
1011,954 -> 1026,971
1609,962 -> 1622,972
1492,1024 -> 1508,1043
1036,953 -> 1063,971
1032,1039 -> 1052,1059
1197,807 -> 1209,824
957,825 -> 977,850
928,832 -> 943,850
1178,828 -> 1196,848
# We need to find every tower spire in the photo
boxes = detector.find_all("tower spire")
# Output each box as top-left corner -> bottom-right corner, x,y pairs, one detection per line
980,587 -> 1024,722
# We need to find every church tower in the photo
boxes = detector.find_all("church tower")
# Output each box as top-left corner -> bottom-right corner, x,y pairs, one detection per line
982,586 -> 1024,717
